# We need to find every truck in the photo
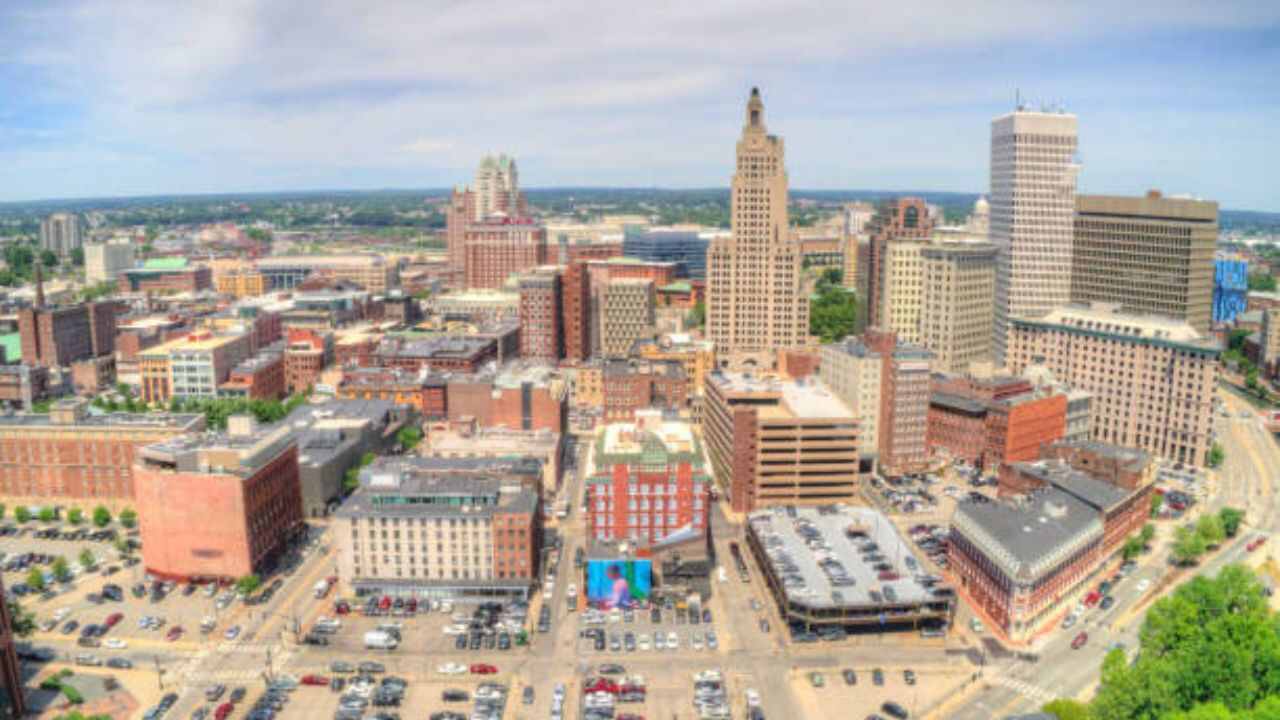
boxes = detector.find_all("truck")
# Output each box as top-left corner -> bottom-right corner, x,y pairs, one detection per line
362,630 -> 398,650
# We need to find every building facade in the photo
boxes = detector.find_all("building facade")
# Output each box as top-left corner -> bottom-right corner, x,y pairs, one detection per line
135,419 -> 303,581
598,278 -> 655,358
703,371 -> 860,513
865,197 -> 933,339
216,270 -> 269,298
517,267 -> 563,361
1071,191 -> 1217,334
40,212 -> 83,256
1007,302 -> 1220,465
991,109 -> 1079,364
818,339 -> 883,463
622,229 -> 711,281
1213,253 -> 1249,325
865,330 -> 932,476
920,243 -> 997,373
85,240 -> 135,284
256,255 -> 398,294
140,331 -> 254,403
284,327 -> 334,394
706,88 -> 808,368
463,220 -> 550,290
0,574 -> 24,718
18,301 -> 116,368
118,258 -> 213,294
585,413 -> 711,546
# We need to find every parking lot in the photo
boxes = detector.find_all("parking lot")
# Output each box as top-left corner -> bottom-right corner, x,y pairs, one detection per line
787,662 -> 973,720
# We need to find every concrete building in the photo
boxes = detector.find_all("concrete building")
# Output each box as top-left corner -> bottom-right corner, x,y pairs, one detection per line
865,330 -> 932,476
428,289 -> 520,320
140,331 -> 253,404
40,212 -> 83,256
865,198 -> 934,340
1213,253 -> 1249,325
585,412 -> 711,546
422,422 -> 561,496
991,108 -> 1079,364
287,399 -> 409,516
0,364 -> 50,410
517,267 -> 562,361
706,88 -> 808,368
920,243 -> 997,373
598,277 -> 655,358
334,458 -> 541,601
818,339 -> 884,464
18,301 -> 116,368
949,458 -> 1151,641
703,371 -> 860,513
0,399 -> 204,509
0,575 -> 24,718
1072,191 -> 1218,333
84,239 -> 135,284
464,219 -> 550,290
746,505 -> 954,634
622,228 -> 711,281
118,258 -> 213,294
256,255 -> 398,294
135,417 -> 304,581
1007,302 -> 1220,465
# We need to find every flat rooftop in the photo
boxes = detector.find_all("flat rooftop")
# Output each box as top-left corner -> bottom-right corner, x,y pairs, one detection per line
951,488 -> 1101,583
711,371 -> 853,420
1013,302 -> 1219,350
747,505 -> 935,609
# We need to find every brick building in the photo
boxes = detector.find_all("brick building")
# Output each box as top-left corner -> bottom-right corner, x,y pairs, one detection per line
18,301 -> 116,368
118,258 -> 212,293
0,399 -> 204,509
864,329 -> 932,476
562,257 -> 678,361
284,327 -> 334,394
0,575 -> 23,718
928,374 -> 1069,471
422,422 -> 562,496
517,267 -> 563,361
71,354 -> 117,395
215,269 -> 268,298
703,371 -> 861,513
1028,439 -> 1154,493
374,335 -> 497,374
337,367 -> 447,418
0,364 -> 50,411
463,219 -> 549,290
601,359 -> 689,422
335,457 -> 541,601
219,346 -> 286,400
445,364 -> 568,434
585,412 -> 711,546
135,417 -> 303,581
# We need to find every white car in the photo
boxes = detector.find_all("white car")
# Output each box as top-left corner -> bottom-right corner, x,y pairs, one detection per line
666,631 -> 679,650
436,662 -> 467,675
223,626 -> 241,641
1136,578 -> 1152,592
692,635 -> 704,651
442,624 -> 468,636
745,689 -> 761,707
567,583 -> 578,598
53,608 -> 72,622
637,635 -> 651,651
104,639 -> 127,650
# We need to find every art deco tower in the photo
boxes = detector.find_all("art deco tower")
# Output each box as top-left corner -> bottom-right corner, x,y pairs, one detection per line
707,88 -> 807,368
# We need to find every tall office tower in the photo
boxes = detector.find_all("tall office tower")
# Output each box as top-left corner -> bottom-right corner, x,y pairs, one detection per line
706,88 -> 808,368
864,198 -> 933,338
446,154 -> 530,278
990,109 -> 1079,364
40,212 -> 84,256
1071,190 -> 1218,334
517,266 -> 563,361
921,243 -> 998,373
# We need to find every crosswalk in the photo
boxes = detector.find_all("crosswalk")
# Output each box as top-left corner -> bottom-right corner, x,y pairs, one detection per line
990,674 -> 1055,704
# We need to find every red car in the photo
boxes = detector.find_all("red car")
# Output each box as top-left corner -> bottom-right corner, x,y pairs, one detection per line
1071,631 -> 1089,650
1084,591 -> 1101,607
378,596 -> 392,611
165,626 -> 184,642
1248,536 -> 1268,553
300,674 -> 328,686
214,702 -> 233,720
583,678 -> 620,694
104,613 -> 123,628
469,663 -> 498,675
334,601 -> 351,615
877,571 -> 900,581
406,598 -> 418,612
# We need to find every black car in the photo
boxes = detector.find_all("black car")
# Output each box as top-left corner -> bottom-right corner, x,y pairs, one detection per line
843,668 -> 857,685
441,689 -> 470,702
650,607 -> 662,623
872,668 -> 885,686
469,634 -> 482,650
61,621 -> 79,635
230,687 -> 247,703
881,701 -> 909,719
903,669 -> 916,686
454,634 -> 467,650
358,661 -> 385,674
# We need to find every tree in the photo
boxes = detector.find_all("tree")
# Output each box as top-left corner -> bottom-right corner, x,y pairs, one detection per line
1139,523 -> 1156,547
1197,514 -> 1226,548
687,300 -> 705,329
26,567 -> 45,591
14,506 -> 30,523
79,548 -> 95,570
1248,272 -> 1277,292
52,556 -> 71,582
38,506 -> 56,523
1172,525 -> 1207,565
1151,492 -> 1165,518
235,574 -> 262,595
1220,508 -> 1245,538
1042,698 -> 1092,720
69,246 -> 84,266
809,279 -> 857,343
396,426 -> 423,452
360,451 -> 376,467
113,537 -> 132,557
0,269 -> 15,286
343,467 -> 361,493
6,597 -> 35,637
1208,443 -> 1225,468
40,249 -> 58,268
67,508 -> 84,525
0,503 -> 4,520
92,505 -> 112,528
119,507 -> 137,529
1123,536 -> 1145,560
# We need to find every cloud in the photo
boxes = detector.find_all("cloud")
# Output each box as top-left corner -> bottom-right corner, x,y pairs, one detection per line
0,1 -> 1277,208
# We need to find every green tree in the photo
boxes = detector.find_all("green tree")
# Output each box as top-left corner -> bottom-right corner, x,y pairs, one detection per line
0,503 -> 4,520
69,246 -> 84,266
92,505 -> 112,528
113,537 -> 132,557
1208,443 -> 1225,468
343,467 -> 361,493
51,556 -> 71,582
6,597 -> 35,637
809,279 -> 857,343
0,269 -> 15,286
1172,525 -> 1207,565
1151,492 -> 1165,518
1248,273 -> 1277,292
40,249 -> 58,268
235,574 -> 262,595
1042,698 -> 1092,720
1139,523 -> 1156,547
1123,536 -> 1145,560
14,506 -> 30,523
396,426 -> 423,452
687,300 -> 705,328
360,451 -> 376,467
38,506 -> 56,523
79,548 -> 95,570
1197,514 -> 1226,548
1220,508 -> 1245,538
67,508 -> 84,525
26,567 -> 45,591
119,507 -> 137,529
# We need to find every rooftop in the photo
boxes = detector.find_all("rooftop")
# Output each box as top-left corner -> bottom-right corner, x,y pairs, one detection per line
336,459 -> 538,519
138,419 -> 295,478
141,257 -> 190,271
258,254 -> 386,268
952,488 -> 1102,583
1012,302 -> 1220,351
1011,460 -> 1132,512
747,505 -> 938,609
145,331 -> 247,355
1048,439 -> 1150,472
710,371 -> 853,420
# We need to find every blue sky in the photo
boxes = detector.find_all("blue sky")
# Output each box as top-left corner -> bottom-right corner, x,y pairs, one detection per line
2,1 -> 1278,210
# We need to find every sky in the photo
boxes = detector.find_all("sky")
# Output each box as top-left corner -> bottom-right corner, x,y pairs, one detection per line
2,1 -> 1278,211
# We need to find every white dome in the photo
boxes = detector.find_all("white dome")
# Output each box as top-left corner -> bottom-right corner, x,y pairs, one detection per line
974,196 -> 989,214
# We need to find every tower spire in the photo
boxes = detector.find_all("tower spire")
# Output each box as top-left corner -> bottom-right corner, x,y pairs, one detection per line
746,87 -> 764,130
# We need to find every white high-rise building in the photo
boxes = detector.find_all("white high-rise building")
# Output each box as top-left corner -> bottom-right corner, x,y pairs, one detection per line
39,213 -> 84,256
473,154 -> 521,220
990,109 -> 1079,364
84,239 -> 136,284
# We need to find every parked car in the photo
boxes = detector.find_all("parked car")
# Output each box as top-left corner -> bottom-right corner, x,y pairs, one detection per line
1072,631 -> 1089,650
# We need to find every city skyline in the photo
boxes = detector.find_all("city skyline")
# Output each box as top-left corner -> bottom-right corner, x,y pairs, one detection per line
2,2 -> 1279,211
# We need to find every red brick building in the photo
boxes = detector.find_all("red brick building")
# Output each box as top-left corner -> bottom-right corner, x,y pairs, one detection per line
337,367 -> 448,418
446,366 -> 567,434
562,262 -> 591,362
19,301 -> 117,368
928,373 -> 1069,472
585,412 -> 710,546
118,262 -> 212,294
0,574 -> 24,717
561,257 -> 679,361
1037,439 -> 1153,491
0,399 -> 204,509
601,359 -> 689,422
219,349 -> 286,400
284,327 -> 334,393
374,335 -> 497,374
865,197 -> 933,328
135,419 -> 303,582
518,267 -> 563,361
464,219 -> 549,289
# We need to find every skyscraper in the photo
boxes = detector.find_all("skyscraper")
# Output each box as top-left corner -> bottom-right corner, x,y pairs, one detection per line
445,154 -> 531,279
864,197 -> 934,342
39,212 -> 84,256
707,88 -> 807,368
990,108 -> 1079,364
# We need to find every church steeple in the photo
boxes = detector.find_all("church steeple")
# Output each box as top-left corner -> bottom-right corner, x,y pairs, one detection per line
745,87 -> 764,131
